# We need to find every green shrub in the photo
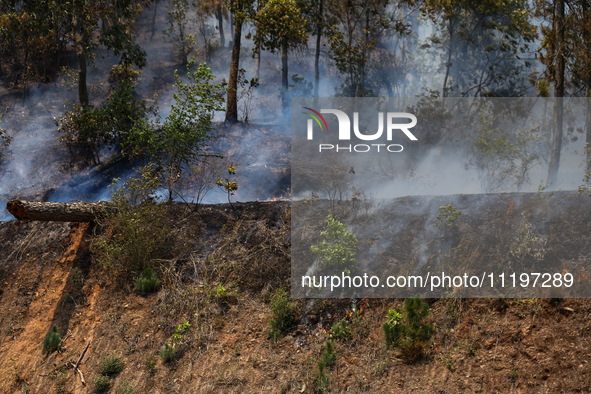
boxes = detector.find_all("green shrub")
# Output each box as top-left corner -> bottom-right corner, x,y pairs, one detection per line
135,267 -> 160,294
329,319 -> 351,340
159,321 -> 190,363
91,164 -> 170,282
115,381 -> 137,394
93,375 -> 110,393
57,80 -> 156,166
43,325 -> 62,354
383,298 -> 433,364
315,341 -> 336,392
98,353 -> 125,376
267,288 -> 296,341
159,343 -> 175,363
310,214 -> 358,275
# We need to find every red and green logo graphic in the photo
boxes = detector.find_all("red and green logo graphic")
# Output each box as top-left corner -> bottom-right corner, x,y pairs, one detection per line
303,107 -> 328,132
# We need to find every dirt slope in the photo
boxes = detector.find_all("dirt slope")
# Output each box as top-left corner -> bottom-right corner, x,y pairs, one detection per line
0,199 -> 591,394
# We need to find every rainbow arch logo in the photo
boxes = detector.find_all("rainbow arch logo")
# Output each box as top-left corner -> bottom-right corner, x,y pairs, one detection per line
302,107 -> 328,132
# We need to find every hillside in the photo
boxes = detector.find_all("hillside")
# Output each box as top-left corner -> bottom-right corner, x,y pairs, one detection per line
1,196 -> 591,394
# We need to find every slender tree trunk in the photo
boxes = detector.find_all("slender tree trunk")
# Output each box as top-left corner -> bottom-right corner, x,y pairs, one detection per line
226,17 -> 243,123
314,0 -> 324,97
547,0 -> 565,188
77,48 -> 89,107
151,0 -> 158,40
442,19 -> 453,100
216,3 -> 225,47
230,12 -> 235,43
253,0 -> 263,80
583,0 -> 591,163
586,83 -> 591,163
281,38 -> 288,116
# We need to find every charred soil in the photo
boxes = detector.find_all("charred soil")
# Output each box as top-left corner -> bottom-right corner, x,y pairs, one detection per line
1,197 -> 591,393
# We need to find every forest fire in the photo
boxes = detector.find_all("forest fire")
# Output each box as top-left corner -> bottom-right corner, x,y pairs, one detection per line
1,0 -> 591,392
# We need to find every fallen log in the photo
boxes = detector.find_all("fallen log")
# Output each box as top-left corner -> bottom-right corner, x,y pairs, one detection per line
7,200 -> 112,222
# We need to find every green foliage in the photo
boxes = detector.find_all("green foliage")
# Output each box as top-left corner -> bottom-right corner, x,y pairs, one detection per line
467,117 -> 540,193
43,325 -> 61,354
288,74 -> 313,97
383,298 -> 433,364
57,80 -> 156,165
216,162 -> 240,206
157,59 -> 225,201
163,0 -> 197,65
98,353 -> 125,376
325,0 -> 400,97
421,0 -> 536,97
160,321 -> 190,363
434,203 -> 461,228
310,214 -> 358,274
216,284 -> 227,297
146,357 -> 156,371
115,381 -> 137,394
135,267 -> 160,295
329,319 -> 351,340
315,341 -> 336,392
159,343 -> 175,363
267,288 -> 297,341
109,64 -> 141,84
253,0 -> 308,53
92,375 -> 110,393
91,164 -> 169,281
173,321 -> 191,343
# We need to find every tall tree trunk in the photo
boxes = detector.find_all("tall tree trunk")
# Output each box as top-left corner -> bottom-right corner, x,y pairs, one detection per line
281,38 -> 288,116
583,0 -> 591,163
253,0 -> 263,80
547,0 -> 565,188
77,48 -> 89,107
216,3 -> 225,47
586,83 -> 591,163
314,0 -> 324,97
226,17 -> 243,123
230,12 -> 235,44
151,0 -> 158,40
442,18 -> 454,100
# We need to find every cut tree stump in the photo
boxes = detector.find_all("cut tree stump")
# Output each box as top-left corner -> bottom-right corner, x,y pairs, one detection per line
6,200 -> 113,222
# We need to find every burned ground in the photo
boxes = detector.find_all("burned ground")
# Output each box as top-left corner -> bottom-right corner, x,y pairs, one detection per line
1,195 -> 591,393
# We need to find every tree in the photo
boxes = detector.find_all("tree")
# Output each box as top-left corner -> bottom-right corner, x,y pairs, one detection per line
164,0 -> 197,65
0,115 -> 11,170
299,0 -> 330,96
57,74 -> 156,166
0,1 -> 66,83
536,0 -> 591,176
254,0 -> 308,114
534,0 -> 569,187
225,0 -> 255,123
253,0 -> 266,80
421,0 -> 537,99
310,213 -> 358,275
326,0 -> 411,97
155,60 -> 226,201
72,0 -> 146,106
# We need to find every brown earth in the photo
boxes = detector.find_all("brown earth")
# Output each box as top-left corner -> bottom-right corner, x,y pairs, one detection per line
1,199 -> 591,394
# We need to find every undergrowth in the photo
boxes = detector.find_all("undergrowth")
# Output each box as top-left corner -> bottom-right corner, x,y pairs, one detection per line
267,287 -> 297,341
383,298 -> 433,364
